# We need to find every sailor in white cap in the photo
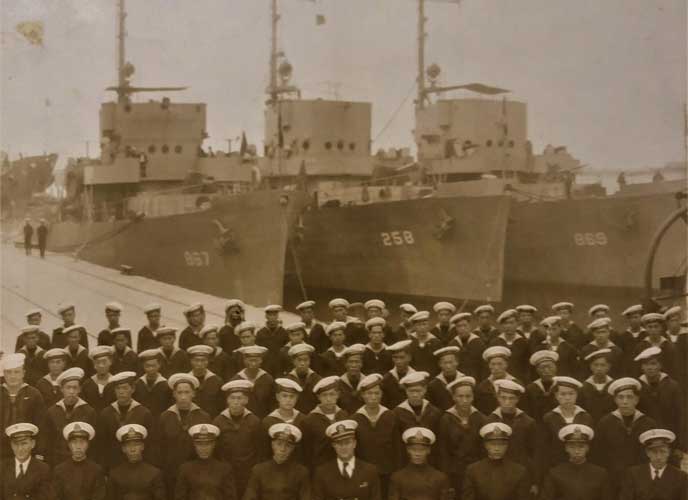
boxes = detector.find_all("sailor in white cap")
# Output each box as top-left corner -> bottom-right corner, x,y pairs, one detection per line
3,422 -> 53,499
588,303 -> 610,319
137,303 -> 162,353
394,303 -> 418,342
380,339 -> 415,409
98,301 -> 131,347
262,378 -> 304,452
80,346 -> 115,414
232,345 -> 273,418
447,311 -> 486,380
154,326 -> 189,378
426,346 -> 463,410
551,301 -> 586,350
534,316 -> 578,379
515,305 -> 540,343
541,424 -> 611,500
302,375 -> 348,469
14,325 -> 47,386
664,305 -> 684,344
54,421 -> 106,500
475,346 -> 519,415
362,317 -> 392,375
197,324 -> 233,383
364,299 -> 386,319
321,321 -> 348,376
620,428 -> 688,499
277,322 -> 308,376
463,423 -> 529,500
52,303 -> 89,349
184,344 -> 222,417
131,349 -> 170,418
295,300 -> 328,355
110,327 -> 137,375
14,309 -> 50,351
580,317 -> 624,379
244,422 -> 311,500
284,343 -> 320,413
33,348 -> 68,408
109,424 -> 166,499
390,427 -> 451,500
179,303 -> 206,351
393,371 -> 441,437
407,311 -> 442,377
473,304 -> 499,344
338,344 -> 366,414
493,309 -> 530,382
255,305 -> 288,378
312,419 -> 381,500
218,298 -> 245,353
431,301 -> 456,344
578,348 -> 615,422
328,298 -> 351,323
633,312 -> 679,380
524,350 -> 559,422
61,324 -> 92,379
663,305 -> 687,387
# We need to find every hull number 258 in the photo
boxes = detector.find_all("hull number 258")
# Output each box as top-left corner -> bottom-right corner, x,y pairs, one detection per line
381,231 -> 415,246
184,251 -> 210,266
573,232 -> 608,246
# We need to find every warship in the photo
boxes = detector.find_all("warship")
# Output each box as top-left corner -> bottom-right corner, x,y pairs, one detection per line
41,0 -> 308,306
0,152 -> 57,220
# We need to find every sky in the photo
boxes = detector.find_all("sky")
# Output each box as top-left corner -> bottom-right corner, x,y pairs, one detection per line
1,0 -> 686,171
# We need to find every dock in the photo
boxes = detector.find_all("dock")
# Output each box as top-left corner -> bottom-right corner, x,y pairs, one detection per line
0,244 -> 297,353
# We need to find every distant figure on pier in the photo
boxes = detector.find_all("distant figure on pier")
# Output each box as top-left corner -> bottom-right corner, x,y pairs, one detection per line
653,170 -> 665,183
617,171 -> 627,190
22,219 -> 33,256
37,219 -> 48,259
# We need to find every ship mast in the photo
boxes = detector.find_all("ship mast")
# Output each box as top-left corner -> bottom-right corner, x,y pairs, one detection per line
416,0 -> 427,110
269,0 -> 279,103
117,0 -> 127,96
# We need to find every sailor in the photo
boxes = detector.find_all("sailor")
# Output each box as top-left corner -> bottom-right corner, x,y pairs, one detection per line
41,367 -> 96,466
663,305 -> 687,387
620,429 -> 688,500
256,305 -> 289,377
53,422 -> 106,500
96,370 -> 154,469
632,313 -> 678,379
448,311 -> 487,380
229,321 -> 259,372
362,317 -> 393,374
523,350 -> 558,422
617,304 -> 647,374
200,325 -> 234,381
108,424 -> 166,500
261,378 -> 306,461
111,328 -> 137,374
381,339 -> 415,409
179,303 -> 206,351
427,346 -> 464,410
302,375 -> 349,469
1,353 -> 46,461
578,348 -> 615,423
489,309 -> 530,382
485,379 -> 537,493
133,349 -> 172,418
285,343 -> 321,414
515,304 -> 544,347
1,423 -> 53,500
159,373 -> 211,495
473,304 -> 500,345
23,218 -> 33,256
312,419 -> 382,500
474,346 -> 521,415
156,326 -> 191,378
174,423 -> 237,500
540,424 -> 611,500
185,344 -> 223,417
393,371 -> 442,439
462,422 -> 530,500
352,373 -> 401,497
338,344 -> 366,413
232,345 -> 274,418
51,304 -> 89,349
35,348 -> 68,408
296,300 -> 329,355
62,325 -> 92,376
438,376 -> 486,495
15,309 -> 51,351
393,303 -> 417,342
408,311 -> 443,376
137,303 -> 162,352
532,315 -> 579,378
580,318 -> 624,378
319,321 -> 348,376
97,302 -> 132,347
431,301 -> 457,345
36,219 -> 48,259
663,305 -> 684,344
363,299 -> 395,343
243,423 -> 311,500
219,299 -> 245,354
278,322 -> 308,377
81,346 -> 116,413
389,427 -> 451,500
552,302 -> 587,350
213,379 -> 262,499
593,377 -> 657,493
329,298 -> 368,346
634,346 -> 684,447
16,326 -> 47,386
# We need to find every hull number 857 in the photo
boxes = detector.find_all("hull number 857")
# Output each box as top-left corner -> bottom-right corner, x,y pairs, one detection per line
380,231 -> 415,246
184,251 -> 210,266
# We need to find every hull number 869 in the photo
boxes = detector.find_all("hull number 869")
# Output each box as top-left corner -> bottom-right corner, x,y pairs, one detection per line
380,231 -> 415,246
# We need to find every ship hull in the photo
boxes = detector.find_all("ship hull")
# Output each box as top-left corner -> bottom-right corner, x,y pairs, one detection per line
47,190 -> 309,306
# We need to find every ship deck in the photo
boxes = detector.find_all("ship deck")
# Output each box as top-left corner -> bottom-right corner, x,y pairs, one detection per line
0,244 -> 296,353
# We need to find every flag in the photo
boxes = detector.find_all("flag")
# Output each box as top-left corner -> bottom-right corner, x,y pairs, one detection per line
16,21 -> 44,46
316,14 -> 326,25
239,132 -> 248,157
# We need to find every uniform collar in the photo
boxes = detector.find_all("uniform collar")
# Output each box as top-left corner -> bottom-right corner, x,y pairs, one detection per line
19,345 -> 44,355
487,373 -> 516,384
188,369 -> 218,382
492,407 -> 523,418
435,371 -> 464,385
114,345 -> 133,356
160,346 -> 180,358
213,346 -> 223,355
220,407 -> 252,420
365,343 -> 387,353
267,408 -> 300,423
389,366 -> 415,380
339,373 -> 361,389
168,402 -> 201,417
337,456 -> 356,476
2,382 -> 29,392
289,368 -> 315,379
139,373 -> 166,385
498,332 -> 524,344
111,399 -> 141,414
452,333 -> 480,346
447,406 -> 478,419
310,405 -> 343,418
612,409 -> 645,422
57,397 -> 88,411
355,405 -> 389,422
91,373 -> 112,385
650,464 -> 667,478
327,346 -> 347,358
237,368 -> 267,381
552,405 -> 585,418
639,373 -> 668,384
43,374 -> 60,386
66,344 -> 86,357
15,457 -> 31,477
533,379 -> 556,393
585,375 -> 613,388
398,399 -> 429,415
410,332 -> 439,344
625,327 -> 646,338
589,340 -> 617,348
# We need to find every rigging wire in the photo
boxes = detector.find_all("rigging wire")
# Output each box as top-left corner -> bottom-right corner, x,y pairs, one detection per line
372,79 -> 417,144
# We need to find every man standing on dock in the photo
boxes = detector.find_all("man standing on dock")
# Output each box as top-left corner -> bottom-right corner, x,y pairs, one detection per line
22,218 -> 33,256
36,219 -> 48,258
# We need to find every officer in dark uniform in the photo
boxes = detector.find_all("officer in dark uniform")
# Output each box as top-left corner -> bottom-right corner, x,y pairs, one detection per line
540,424 -> 611,500
53,421 -> 107,500
23,218 -> 34,256
51,304 -> 89,349
431,301 -> 457,345
179,303 -> 206,351
1,423 -> 53,500
244,423 -> 312,500
36,219 -> 48,258
389,426 -> 451,500
448,312 -> 487,380
133,349 -> 172,418
109,424 -> 166,500
312,419 -> 381,500
461,422 -> 530,500
137,303 -> 162,352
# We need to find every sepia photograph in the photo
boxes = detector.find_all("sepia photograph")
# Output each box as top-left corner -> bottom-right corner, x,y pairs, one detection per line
0,0 -> 686,499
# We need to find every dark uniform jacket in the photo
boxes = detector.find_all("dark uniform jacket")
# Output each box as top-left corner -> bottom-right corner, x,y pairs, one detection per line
540,461 -> 612,500
560,322 -> 588,351
438,407 -> 486,495
448,333 -> 487,380
380,367 -> 414,409
632,338 -> 677,379
393,399 -> 442,436
474,374 -> 522,416
15,330 -> 51,352
53,458 -> 107,500
111,346 -> 138,374
231,369 -> 274,418
614,328 -> 647,376
338,374 -> 363,414
17,346 -> 47,386
109,461 -> 166,500
638,373 -> 685,447
174,457 -> 237,500
538,406 -> 593,482
389,463 -> 451,500
256,325 -> 289,377
97,328 -> 132,347
352,406 -> 401,475
409,334 -> 443,376
319,348 -> 347,377
208,347 -> 234,381
579,342 -> 624,379
286,369 -> 321,414
427,372 -> 462,411
260,410 -> 307,462
1,383 -> 46,459
190,370 -> 223,417
431,323 -> 454,346
63,345 -> 93,377
488,335 -> 529,383
133,374 -> 172,418
218,323 -> 242,354
362,344 -> 393,375
179,326 -> 203,351
473,326 -> 499,346
531,340 -> 579,378
578,376 -> 615,423
158,347 -> 190,378
1,456 -> 54,500
35,376 -> 62,408
302,406 -> 349,469
81,375 -> 116,414
243,458 -> 311,500
96,399 -> 155,469
305,322 -> 329,354
523,378 -> 557,423
136,325 -> 159,353
344,321 -> 368,346
485,408 -> 537,484
40,398 -> 96,466
312,458 -> 381,500
461,457 -> 529,500
619,463 -> 688,500
51,325 -> 89,349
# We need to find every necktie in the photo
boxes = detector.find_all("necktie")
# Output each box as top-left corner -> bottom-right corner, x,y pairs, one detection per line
653,469 -> 660,481
18,463 -> 25,479
342,462 -> 350,479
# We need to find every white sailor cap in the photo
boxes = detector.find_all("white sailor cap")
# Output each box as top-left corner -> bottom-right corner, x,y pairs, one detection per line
641,313 -> 665,325
138,349 -> 162,361
409,311 -> 430,323
399,371 -> 430,387
588,304 -> 609,317
607,377 -> 642,396
44,348 -> 69,361
450,312 -> 472,324
386,339 -> 413,353
184,303 -> 204,315
1,353 -> 25,370
494,379 -> 525,395
295,300 -> 316,311
447,376 -> 477,392
529,350 -> 559,366
56,367 -> 84,385
346,317 -> 363,325
343,344 -> 366,359
497,309 -> 518,324
558,424 -> 594,443
482,346 -> 511,361
552,376 -> 582,390
402,427 -> 436,446
551,302 -> 574,312
274,378 -> 303,393
5,423 -> 38,440
587,317 -> 611,331
313,375 -> 341,394
168,373 -> 200,390
109,371 -> 137,387
57,303 -> 75,315
225,299 -> 246,311
479,422 -> 512,441
326,321 -> 347,335
235,321 -> 257,335
325,419 -> 358,441
105,302 -> 123,313
269,423 -> 302,443
288,343 -> 315,358
200,325 -> 220,337
433,302 -> 456,313
221,379 -> 253,394
187,345 -> 214,357
286,322 -> 307,333
622,304 -> 644,317
63,421 -> 95,441
63,324 -> 85,335
234,345 -> 268,356
583,348 -> 612,363
365,317 -> 386,330
111,327 -> 131,339
25,309 -> 42,318
399,303 -> 418,314
634,346 -> 662,363
188,423 -> 220,441
474,304 -> 495,315
364,299 -> 385,311
664,306 -> 682,320
143,303 -> 161,314
357,373 -> 384,393
328,298 -> 350,309
433,346 -> 460,359
638,429 -> 676,448
116,424 -> 147,442
20,325 -> 40,334
264,304 -> 282,313
516,305 -> 537,313
87,346 -> 113,361
154,326 -> 177,338
540,316 -> 561,327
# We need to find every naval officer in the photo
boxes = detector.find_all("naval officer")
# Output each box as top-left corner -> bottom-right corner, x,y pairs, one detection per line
52,421 -> 107,500
1,423 -> 53,500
